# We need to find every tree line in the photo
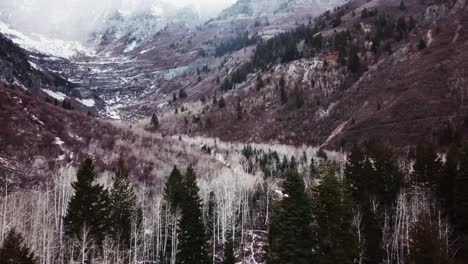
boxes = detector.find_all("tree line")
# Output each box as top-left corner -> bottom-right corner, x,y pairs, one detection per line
2,140 -> 468,264
266,141 -> 468,264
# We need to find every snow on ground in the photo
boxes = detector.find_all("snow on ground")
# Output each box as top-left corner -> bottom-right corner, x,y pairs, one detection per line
158,102 -> 169,108
30,113 -> 45,126
28,60 -> 41,71
103,105 -> 122,120
41,89 -> 67,101
23,106 -> 45,126
124,41 -> 138,53
316,102 -> 336,120
161,66 -> 189,80
77,98 -> 96,107
0,21 -> 95,59
140,47 -> 155,54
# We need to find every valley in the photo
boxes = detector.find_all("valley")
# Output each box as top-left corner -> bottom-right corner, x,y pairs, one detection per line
0,0 -> 468,264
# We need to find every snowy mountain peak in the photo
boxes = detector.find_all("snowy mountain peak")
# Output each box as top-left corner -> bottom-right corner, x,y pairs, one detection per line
0,21 -> 94,59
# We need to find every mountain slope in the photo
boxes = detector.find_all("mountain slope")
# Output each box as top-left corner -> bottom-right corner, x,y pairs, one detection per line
160,0 -> 468,148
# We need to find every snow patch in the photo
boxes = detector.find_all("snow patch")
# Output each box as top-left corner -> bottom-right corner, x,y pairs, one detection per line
316,103 -> 336,120
140,47 -> 155,54
42,89 -> 67,101
30,114 -> 44,126
104,105 -> 122,120
28,61 -> 41,71
54,137 -> 65,147
77,98 -> 96,107
156,66 -> 189,80
158,102 -> 169,108
124,41 -> 138,53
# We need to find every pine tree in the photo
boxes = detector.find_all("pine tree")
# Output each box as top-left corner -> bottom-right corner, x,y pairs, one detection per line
218,97 -> 226,108
455,145 -> 468,255
269,165 -> 313,264
164,166 -> 185,211
64,159 -> 111,252
412,141 -> 442,190
366,141 -> 403,208
160,166 -> 185,264
223,229 -> 236,264
344,144 -> 367,202
109,157 -> 140,249
408,214 -> 453,264
347,46 -> 361,73
315,164 -> 359,264
0,229 -> 36,264
236,100 -> 243,120
337,48 -> 347,66
256,75 -> 264,91
361,204 -> 384,264
418,39 -> 426,50
345,144 -> 386,264
176,165 -> 210,264
438,145 -> 459,220
280,85 -> 288,104
151,114 -> 159,129
399,1 -> 406,11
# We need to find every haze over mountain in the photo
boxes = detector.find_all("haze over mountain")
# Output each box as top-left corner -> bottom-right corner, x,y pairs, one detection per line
0,0 -> 236,41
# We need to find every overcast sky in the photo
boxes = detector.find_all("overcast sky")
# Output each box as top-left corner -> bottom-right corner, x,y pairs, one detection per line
0,0 -> 235,40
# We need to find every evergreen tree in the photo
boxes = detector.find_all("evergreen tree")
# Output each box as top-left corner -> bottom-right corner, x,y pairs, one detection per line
347,46 -> 361,73
64,159 -> 111,250
151,114 -> 159,129
218,97 -> 226,108
176,165 -> 210,264
256,75 -> 264,91
179,89 -> 188,99
269,165 -> 313,264
345,144 -> 387,264
361,205 -> 384,264
438,145 -> 459,219
315,164 -> 358,264
160,166 -> 185,264
109,157 -> 140,249
344,144 -> 367,202
365,141 -> 403,208
236,100 -> 243,120
418,39 -> 426,50
408,214 -> 453,264
0,229 -> 36,264
337,48 -> 347,66
412,141 -> 442,190
280,83 -> 288,105
223,229 -> 236,264
361,8 -> 369,19
164,166 -> 185,211
455,145 -> 468,255
399,1 -> 406,11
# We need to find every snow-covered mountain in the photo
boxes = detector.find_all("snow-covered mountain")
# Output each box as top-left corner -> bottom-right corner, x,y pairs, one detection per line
0,21 -> 94,59
89,2 -> 202,53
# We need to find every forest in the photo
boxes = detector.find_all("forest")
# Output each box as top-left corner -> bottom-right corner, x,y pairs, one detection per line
219,4 -> 420,92
1,140 -> 467,264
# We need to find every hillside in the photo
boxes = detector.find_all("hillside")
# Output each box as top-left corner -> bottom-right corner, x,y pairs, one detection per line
140,0 -> 467,149
1,1 -> 468,264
